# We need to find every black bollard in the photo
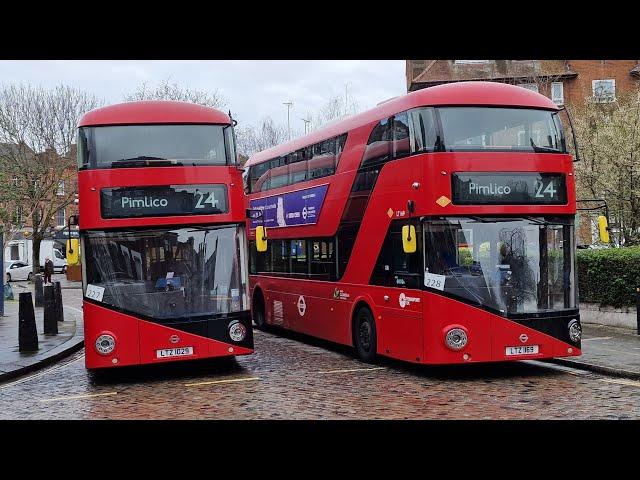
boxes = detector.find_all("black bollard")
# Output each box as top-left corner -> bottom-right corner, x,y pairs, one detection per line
34,274 -> 44,307
18,292 -> 39,351
53,281 -> 63,323
43,284 -> 57,335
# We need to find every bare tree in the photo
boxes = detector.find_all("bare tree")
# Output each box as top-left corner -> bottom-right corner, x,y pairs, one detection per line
125,78 -> 227,109
573,86 -> 640,245
236,116 -> 288,158
0,84 -> 101,272
235,87 -> 360,160
310,91 -> 359,131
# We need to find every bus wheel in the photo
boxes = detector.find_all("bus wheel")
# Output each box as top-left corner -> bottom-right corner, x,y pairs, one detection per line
253,291 -> 266,330
353,306 -> 377,363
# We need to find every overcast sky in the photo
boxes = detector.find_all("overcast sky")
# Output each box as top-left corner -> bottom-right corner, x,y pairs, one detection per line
0,60 -> 406,130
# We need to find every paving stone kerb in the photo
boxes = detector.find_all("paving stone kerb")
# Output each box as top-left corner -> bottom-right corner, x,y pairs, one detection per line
0,285 -> 83,383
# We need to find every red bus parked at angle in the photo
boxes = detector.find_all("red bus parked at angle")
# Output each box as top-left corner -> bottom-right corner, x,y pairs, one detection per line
77,101 -> 252,370
245,81 -> 582,365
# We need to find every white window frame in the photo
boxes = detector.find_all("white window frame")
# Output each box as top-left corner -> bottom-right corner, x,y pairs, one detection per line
592,79 -> 616,103
454,60 -> 491,64
520,83 -> 539,93
551,82 -> 564,105
56,209 -> 65,227
57,180 -> 65,196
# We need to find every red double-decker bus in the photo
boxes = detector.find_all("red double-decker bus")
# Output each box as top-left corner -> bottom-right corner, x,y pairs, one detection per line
245,81 -> 582,365
77,101 -> 252,370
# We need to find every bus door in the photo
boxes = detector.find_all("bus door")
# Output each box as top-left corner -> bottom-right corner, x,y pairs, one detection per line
370,224 -> 423,362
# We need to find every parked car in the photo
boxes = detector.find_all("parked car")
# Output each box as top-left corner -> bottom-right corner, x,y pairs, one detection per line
5,261 -> 34,282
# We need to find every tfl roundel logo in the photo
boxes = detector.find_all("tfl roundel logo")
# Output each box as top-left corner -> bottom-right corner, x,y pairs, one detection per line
519,334 -> 528,343
398,293 -> 420,308
169,335 -> 180,344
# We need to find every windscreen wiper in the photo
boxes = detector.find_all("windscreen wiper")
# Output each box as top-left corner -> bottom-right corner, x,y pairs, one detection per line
111,156 -> 183,168
529,138 -> 560,153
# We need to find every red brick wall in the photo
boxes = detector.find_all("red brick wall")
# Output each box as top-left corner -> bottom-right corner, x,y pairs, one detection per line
564,60 -> 639,106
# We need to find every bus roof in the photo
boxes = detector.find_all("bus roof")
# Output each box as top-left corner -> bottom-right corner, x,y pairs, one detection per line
245,81 -> 560,168
79,101 -> 231,127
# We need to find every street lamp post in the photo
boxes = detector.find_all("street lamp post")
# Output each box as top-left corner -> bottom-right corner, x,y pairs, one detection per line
301,117 -> 311,134
283,101 -> 293,140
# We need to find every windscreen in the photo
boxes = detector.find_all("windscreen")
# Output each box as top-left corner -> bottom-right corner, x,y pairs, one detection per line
78,124 -> 233,169
423,216 -> 577,316
437,107 -> 566,153
82,225 -> 248,319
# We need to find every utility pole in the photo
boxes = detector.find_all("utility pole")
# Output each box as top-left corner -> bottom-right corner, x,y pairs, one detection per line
301,117 -> 311,134
283,101 -> 293,140
345,83 -> 349,116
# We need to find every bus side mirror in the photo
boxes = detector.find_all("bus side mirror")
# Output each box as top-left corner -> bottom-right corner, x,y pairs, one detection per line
402,225 -> 416,253
256,226 -> 268,252
598,215 -> 610,243
69,215 -> 79,226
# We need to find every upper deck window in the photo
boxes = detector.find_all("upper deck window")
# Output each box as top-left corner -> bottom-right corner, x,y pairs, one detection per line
437,107 -> 566,153
247,133 -> 347,193
77,124 -> 234,170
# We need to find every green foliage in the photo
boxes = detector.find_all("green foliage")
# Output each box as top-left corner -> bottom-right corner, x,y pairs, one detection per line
577,246 -> 640,308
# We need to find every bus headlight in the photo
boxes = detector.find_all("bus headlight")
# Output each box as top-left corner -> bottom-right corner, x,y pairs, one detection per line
229,321 -> 247,342
568,319 -> 581,343
95,334 -> 116,355
445,327 -> 468,351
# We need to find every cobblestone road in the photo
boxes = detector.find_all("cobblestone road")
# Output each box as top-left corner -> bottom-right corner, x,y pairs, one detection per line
1,326 -> 639,419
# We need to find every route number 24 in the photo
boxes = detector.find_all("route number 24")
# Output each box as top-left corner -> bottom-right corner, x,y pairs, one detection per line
534,180 -> 557,198
194,192 -> 219,209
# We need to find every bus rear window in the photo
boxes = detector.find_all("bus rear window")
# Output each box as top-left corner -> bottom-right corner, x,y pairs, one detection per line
437,107 -> 566,153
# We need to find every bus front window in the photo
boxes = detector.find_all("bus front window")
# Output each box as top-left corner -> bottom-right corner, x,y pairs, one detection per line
83,225 -> 248,320
423,216 -> 576,316
78,124 -> 234,169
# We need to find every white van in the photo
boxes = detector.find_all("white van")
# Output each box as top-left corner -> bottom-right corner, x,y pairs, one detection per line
4,239 -> 67,273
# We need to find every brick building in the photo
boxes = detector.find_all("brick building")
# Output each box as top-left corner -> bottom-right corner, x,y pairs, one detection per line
406,60 -> 640,245
406,60 -> 640,108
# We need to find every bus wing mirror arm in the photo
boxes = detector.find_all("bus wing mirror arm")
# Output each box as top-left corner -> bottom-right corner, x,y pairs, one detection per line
560,106 -> 581,162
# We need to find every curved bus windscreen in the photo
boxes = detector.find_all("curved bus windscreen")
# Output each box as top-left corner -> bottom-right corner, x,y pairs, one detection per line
83,225 -> 248,320
78,124 -> 236,169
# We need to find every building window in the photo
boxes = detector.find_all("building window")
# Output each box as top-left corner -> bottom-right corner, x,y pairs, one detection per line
551,82 -> 564,105
57,181 -> 65,196
520,83 -> 539,93
454,60 -> 491,64
56,209 -> 65,227
592,79 -> 616,103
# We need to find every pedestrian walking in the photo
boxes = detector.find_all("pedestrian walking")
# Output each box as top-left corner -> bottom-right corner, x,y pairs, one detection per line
43,257 -> 54,284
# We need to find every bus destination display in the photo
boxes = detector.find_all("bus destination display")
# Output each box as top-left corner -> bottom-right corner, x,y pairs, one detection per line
101,184 -> 228,218
452,173 -> 566,205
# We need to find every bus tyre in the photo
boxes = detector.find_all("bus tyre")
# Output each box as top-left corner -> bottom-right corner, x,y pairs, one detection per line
253,292 -> 266,330
354,306 -> 377,363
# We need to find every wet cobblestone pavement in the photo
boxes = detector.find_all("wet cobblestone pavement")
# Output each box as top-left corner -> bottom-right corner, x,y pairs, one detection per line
1,327 -> 639,419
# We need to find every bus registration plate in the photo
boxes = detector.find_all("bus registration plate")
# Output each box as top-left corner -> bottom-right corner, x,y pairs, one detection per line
505,345 -> 539,356
156,347 -> 194,359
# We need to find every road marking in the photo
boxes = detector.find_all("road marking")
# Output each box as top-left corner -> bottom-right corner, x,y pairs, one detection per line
582,337 -> 613,342
184,377 -> 260,387
599,378 -> 640,388
316,367 -> 386,374
525,360 -> 587,376
39,391 -> 117,402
